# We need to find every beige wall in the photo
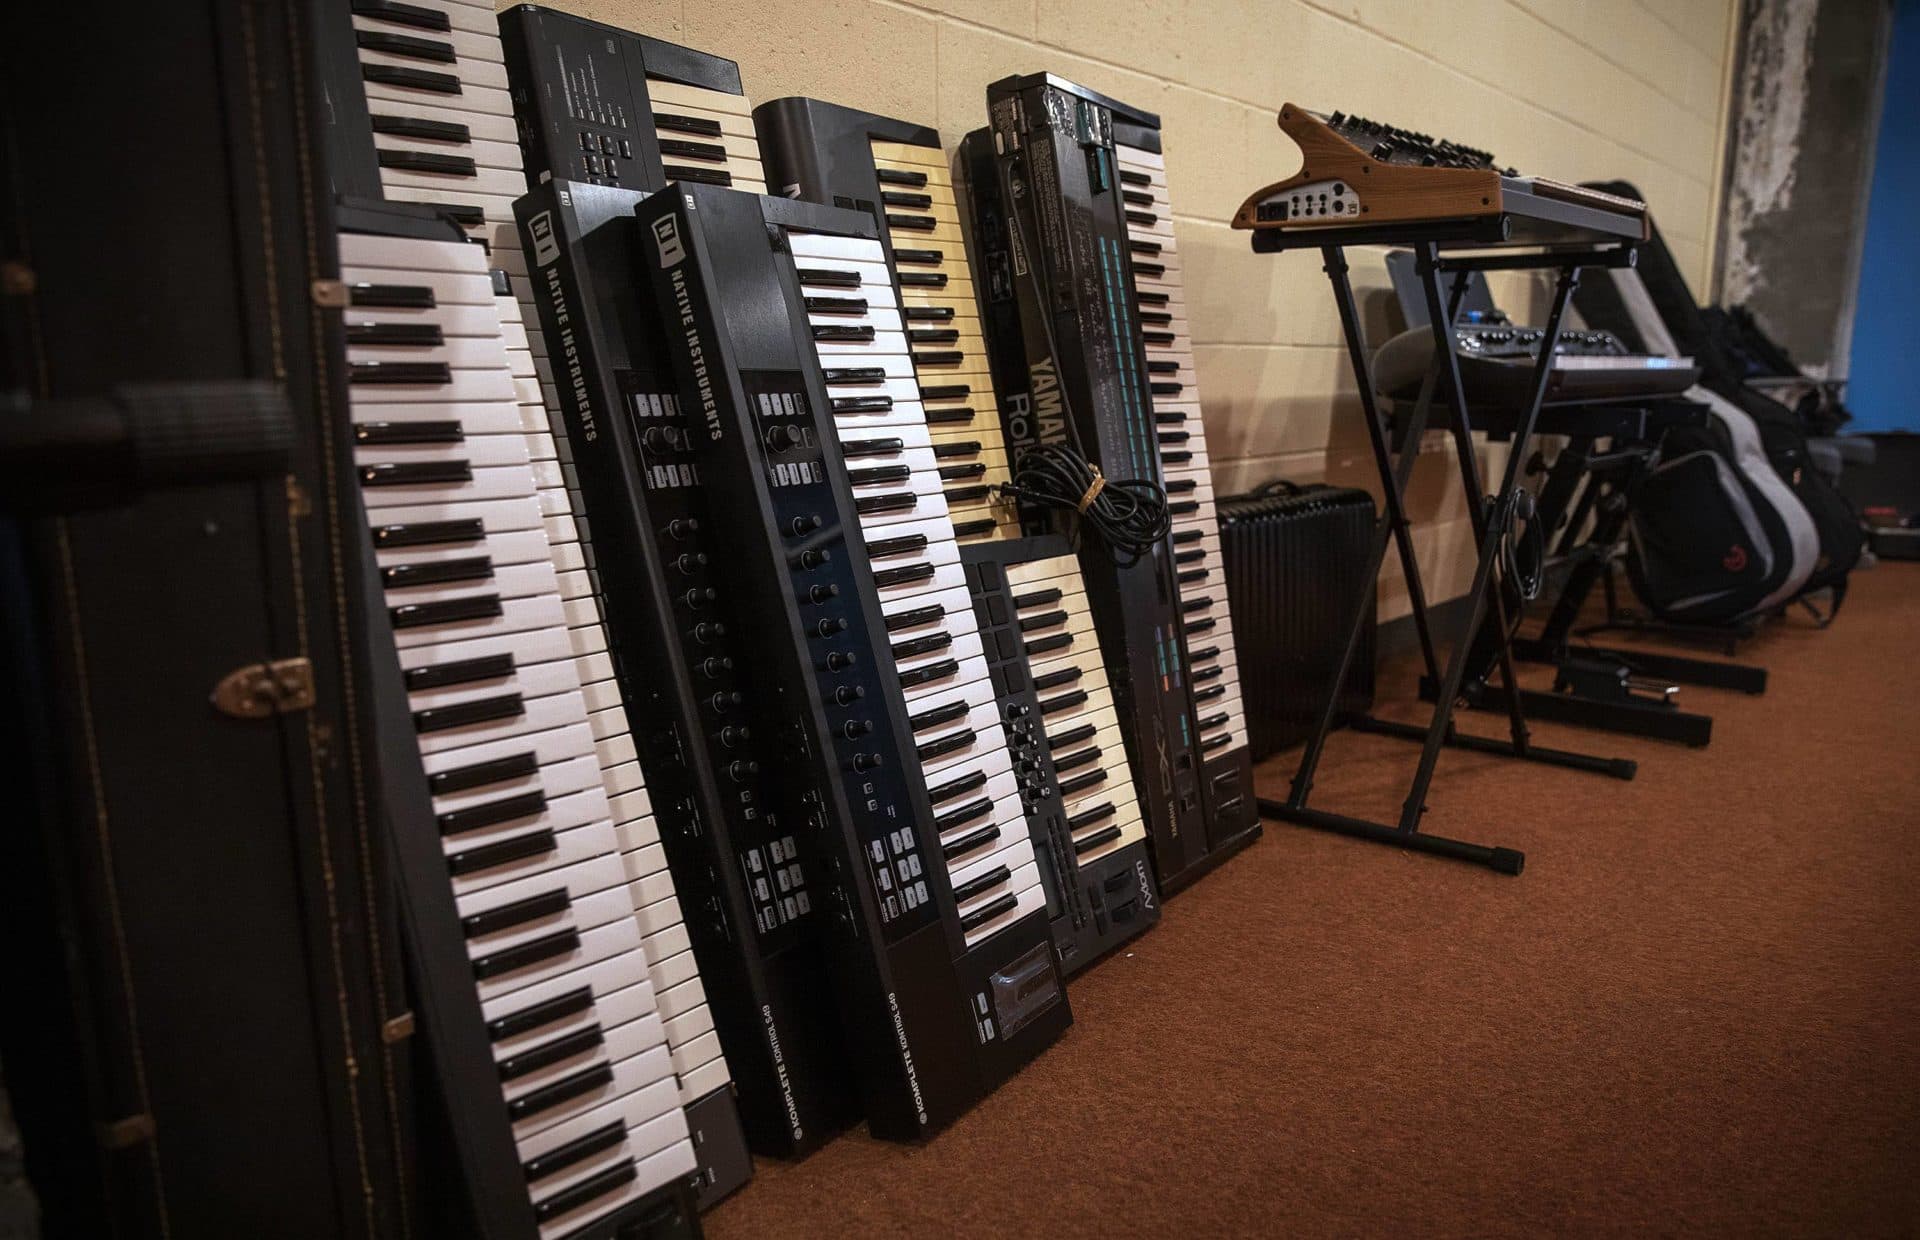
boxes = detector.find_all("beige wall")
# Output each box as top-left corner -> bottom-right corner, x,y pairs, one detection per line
531,0 -> 1740,617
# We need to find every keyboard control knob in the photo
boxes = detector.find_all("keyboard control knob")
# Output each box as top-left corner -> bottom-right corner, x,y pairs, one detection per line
693,622 -> 727,644
800,549 -> 831,569
851,752 -> 882,773
675,552 -> 708,574
833,685 -> 865,706
684,586 -> 717,609
699,656 -> 733,677
808,584 -> 839,604
710,690 -> 743,713
826,651 -> 856,672
643,425 -> 686,452
667,518 -> 700,540
765,424 -> 803,451
790,514 -> 823,536
816,617 -> 849,638
720,725 -> 751,748
842,719 -> 873,739
727,759 -> 759,782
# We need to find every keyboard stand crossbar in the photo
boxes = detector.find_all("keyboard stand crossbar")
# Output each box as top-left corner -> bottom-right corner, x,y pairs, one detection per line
1247,226 -> 1642,876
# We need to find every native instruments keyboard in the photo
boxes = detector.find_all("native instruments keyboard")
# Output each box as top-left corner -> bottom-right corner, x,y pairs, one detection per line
962,539 -> 1162,969
1232,106 -> 1650,246
1371,321 -> 1700,404
514,178 -> 860,1159
752,99 -> 1020,545
966,73 -> 1257,895
340,224 -> 699,1238
634,186 -> 1071,1140
1111,115 -> 1257,825
321,0 -> 752,1203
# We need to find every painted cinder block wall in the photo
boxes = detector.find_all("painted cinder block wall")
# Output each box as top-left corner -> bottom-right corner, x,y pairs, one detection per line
528,0 -> 1740,618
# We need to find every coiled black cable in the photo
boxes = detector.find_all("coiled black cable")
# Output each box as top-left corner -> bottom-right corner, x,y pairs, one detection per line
997,442 -> 1171,564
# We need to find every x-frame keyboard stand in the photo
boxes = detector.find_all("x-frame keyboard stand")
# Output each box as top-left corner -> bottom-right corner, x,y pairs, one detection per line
1245,221 -> 1641,875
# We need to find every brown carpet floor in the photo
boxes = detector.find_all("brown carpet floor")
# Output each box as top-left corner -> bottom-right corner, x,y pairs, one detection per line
707,564 -> 1920,1238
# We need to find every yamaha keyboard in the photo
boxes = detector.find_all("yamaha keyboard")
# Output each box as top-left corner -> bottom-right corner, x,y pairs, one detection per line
966,73 -> 1258,896
318,0 -> 752,1207
1233,106 -> 1650,247
635,185 -> 1071,1141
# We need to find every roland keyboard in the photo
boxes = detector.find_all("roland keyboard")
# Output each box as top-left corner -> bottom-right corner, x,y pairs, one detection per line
320,0 -> 752,1203
340,222 -> 699,1239
753,98 -> 1020,544
967,73 -> 1258,896
635,186 -> 1071,1141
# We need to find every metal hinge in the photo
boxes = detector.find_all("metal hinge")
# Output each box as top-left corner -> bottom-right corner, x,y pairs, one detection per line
310,278 -> 348,308
211,657 -> 316,718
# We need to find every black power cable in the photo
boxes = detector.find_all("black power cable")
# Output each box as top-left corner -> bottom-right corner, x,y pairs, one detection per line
998,442 -> 1171,564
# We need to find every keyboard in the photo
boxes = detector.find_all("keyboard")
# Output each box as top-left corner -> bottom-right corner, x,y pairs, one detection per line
634,185 -> 1072,1141
752,98 -> 1021,545
341,227 -> 699,1238
326,0 -> 751,1203
1371,322 -> 1701,404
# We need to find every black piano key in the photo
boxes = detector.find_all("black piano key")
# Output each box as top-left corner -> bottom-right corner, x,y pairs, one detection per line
1126,210 -> 1158,227
662,164 -> 732,186
1058,767 -> 1107,797
1178,567 -> 1209,585
487,985 -> 592,1043
1031,666 -> 1082,691
924,406 -> 975,425
939,462 -> 987,480
349,282 -> 435,308
883,601 -> 944,632
1192,665 -> 1223,684
498,1025 -> 603,1083
1122,189 -> 1154,207
1019,609 -> 1067,634
369,113 -> 468,143
412,690 -> 525,736
805,295 -> 869,314
377,148 -> 477,177
796,267 -> 862,288
941,822 -> 1000,861
361,62 -> 461,94
958,892 -> 1019,934
347,322 -> 445,347
873,562 -> 936,588
1185,616 -> 1217,633
1072,824 -> 1124,855
360,459 -> 472,487
1197,711 -> 1230,730
427,750 -> 538,796
353,0 -> 451,31
1068,801 -> 1117,831
812,324 -> 876,343
1159,429 -> 1191,444
893,247 -> 943,265
908,699 -> 970,732
447,828 -> 556,877
841,436 -> 905,458
1170,501 -> 1200,516
653,111 -> 723,137
898,657 -> 959,689
350,360 -> 453,385
1147,360 -> 1181,375
847,463 -> 911,486
357,419 -> 466,447
522,1120 -> 625,1185
357,29 -> 455,62
913,350 -> 964,366
1193,683 -> 1227,701
1171,528 -> 1203,545
934,796 -> 995,833
659,137 -> 727,162
903,305 -> 954,322
432,202 -> 485,228
389,593 -> 502,630
1187,644 -> 1220,662
908,328 -> 959,345
439,788 -> 547,837
504,1062 -> 613,1122
866,532 -> 929,558
931,440 -> 982,459
1139,310 -> 1174,326
383,555 -> 492,589
532,1159 -> 636,1224
373,517 -> 483,548
951,864 -> 1010,904
899,271 -> 948,288
1024,633 -> 1072,657
886,212 -> 936,231
1136,289 -> 1170,305
891,632 -> 952,661
918,383 -> 969,400
1130,240 -> 1162,256
823,366 -> 887,384
952,518 -> 996,537
854,491 -> 916,516
915,727 -> 974,762
833,395 -> 894,415
1179,595 -> 1212,615
1039,689 -> 1088,716
1155,412 -> 1186,426
1142,330 -> 1175,346
462,888 -> 570,940
875,167 -> 928,187
881,190 -> 933,210
1173,548 -> 1206,565
1049,722 -> 1097,748
1134,261 -> 1166,277
1052,745 -> 1100,773
1012,586 -> 1062,609
473,926 -> 580,983
927,769 -> 987,806
1118,168 -> 1151,186
1201,732 -> 1233,752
